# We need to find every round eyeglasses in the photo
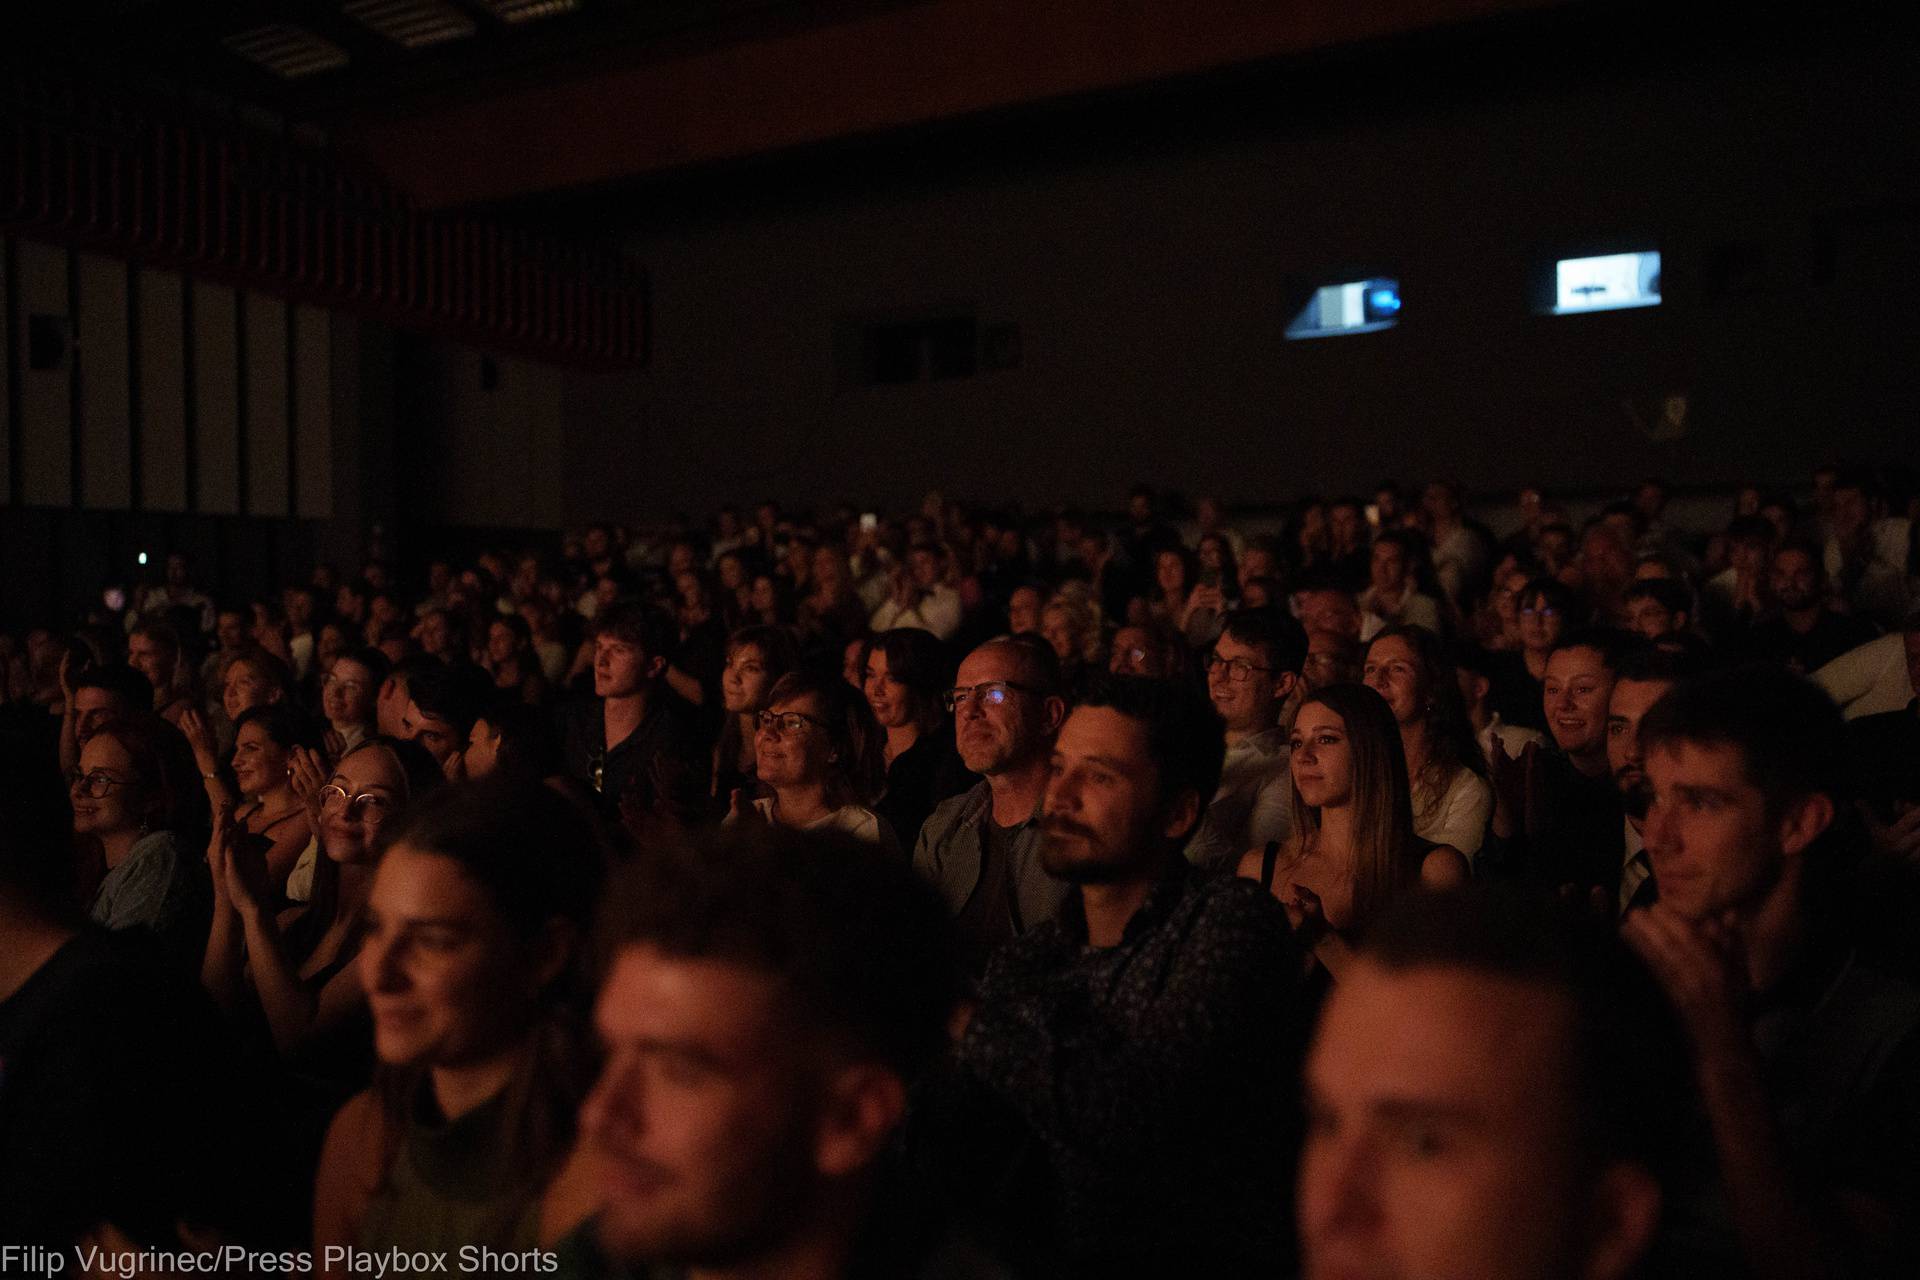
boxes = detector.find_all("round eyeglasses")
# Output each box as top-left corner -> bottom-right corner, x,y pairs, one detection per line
319,784 -> 393,823
67,768 -> 130,799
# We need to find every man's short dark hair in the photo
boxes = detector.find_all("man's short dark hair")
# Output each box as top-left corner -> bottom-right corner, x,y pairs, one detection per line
129,621 -> 181,658
599,824 -> 960,1082
1550,627 -> 1639,671
75,662 -> 155,711
1639,665 -> 1848,815
1076,675 -> 1225,818
388,652 -> 442,695
1220,606 -> 1309,676
592,600 -> 677,661
405,662 -> 493,740
1832,464 -> 1879,498
1772,537 -> 1826,576
338,646 -> 393,688
1362,887 -> 1692,1176
1612,644 -> 1710,686
1518,575 -> 1577,619
1622,579 -> 1692,618
1600,499 -> 1648,535
1373,528 -> 1426,562
1725,515 -> 1775,547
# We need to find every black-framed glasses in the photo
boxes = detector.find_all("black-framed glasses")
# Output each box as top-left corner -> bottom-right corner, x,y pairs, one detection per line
757,710 -> 828,736
67,768 -> 129,799
943,681 -> 1038,712
1203,652 -> 1272,683
318,784 -> 393,823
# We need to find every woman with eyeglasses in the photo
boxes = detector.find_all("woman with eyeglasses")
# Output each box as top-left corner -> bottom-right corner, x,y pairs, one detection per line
863,628 -> 973,851
313,779 -> 601,1257
725,670 -> 899,856
73,712 -> 210,968
1239,682 -> 1466,994
1494,576 -> 1580,731
1362,626 -> 1493,860
203,735 -> 440,1080
711,625 -> 800,811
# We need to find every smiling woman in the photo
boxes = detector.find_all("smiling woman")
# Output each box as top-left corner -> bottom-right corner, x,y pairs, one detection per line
76,713 -> 210,969
313,779 -> 604,1261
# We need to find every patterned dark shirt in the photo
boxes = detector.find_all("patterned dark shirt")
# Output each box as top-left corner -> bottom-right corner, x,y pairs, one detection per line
921,857 -> 1305,1274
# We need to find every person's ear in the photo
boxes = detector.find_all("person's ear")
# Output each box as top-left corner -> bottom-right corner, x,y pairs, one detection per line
1040,695 -> 1068,735
1159,788 -> 1202,843
1580,1162 -> 1661,1280
813,1062 -> 907,1180
1273,671 -> 1299,704
528,918 -> 579,993
1778,791 -> 1836,859
644,654 -> 667,681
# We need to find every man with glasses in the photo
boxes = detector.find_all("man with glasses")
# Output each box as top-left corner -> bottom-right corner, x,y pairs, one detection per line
913,636 -> 1070,974
1186,607 -> 1308,871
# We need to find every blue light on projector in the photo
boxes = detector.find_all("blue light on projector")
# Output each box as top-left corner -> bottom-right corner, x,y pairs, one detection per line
1286,275 -> 1402,339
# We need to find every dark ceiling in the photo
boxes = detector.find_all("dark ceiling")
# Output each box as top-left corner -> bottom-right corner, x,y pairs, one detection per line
0,0 -> 918,127
3,1 -> 1894,214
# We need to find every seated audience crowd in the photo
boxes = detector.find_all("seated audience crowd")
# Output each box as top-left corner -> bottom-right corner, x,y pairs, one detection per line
2,461 -> 1918,1279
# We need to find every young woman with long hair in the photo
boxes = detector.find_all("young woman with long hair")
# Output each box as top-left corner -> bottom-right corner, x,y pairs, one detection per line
862,628 -> 971,850
1238,682 -> 1467,991
1362,625 -> 1493,860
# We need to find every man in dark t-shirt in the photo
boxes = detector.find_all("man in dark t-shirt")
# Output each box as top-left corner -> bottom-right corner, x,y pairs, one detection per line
1744,541 -> 1879,675
1625,668 -> 1920,1276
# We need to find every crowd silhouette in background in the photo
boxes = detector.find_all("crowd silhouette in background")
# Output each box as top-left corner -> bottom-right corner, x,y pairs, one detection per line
2,460 -> 1918,1279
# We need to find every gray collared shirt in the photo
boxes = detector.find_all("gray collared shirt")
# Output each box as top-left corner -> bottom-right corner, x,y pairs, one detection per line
1184,727 -> 1292,872
913,780 -> 1069,971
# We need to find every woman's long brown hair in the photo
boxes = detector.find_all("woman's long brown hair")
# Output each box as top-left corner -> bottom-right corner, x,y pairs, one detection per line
1287,682 -> 1422,934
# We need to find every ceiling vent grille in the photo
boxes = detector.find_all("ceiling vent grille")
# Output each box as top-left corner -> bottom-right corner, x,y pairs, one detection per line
472,0 -> 583,24
223,25 -> 351,79
343,0 -> 478,49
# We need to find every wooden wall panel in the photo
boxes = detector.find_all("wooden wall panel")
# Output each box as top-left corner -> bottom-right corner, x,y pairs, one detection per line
192,280 -> 240,515
77,253 -> 132,509
244,292 -> 289,517
16,240 -> 72,507
137,269 -> 189,512
293,304 -> 334,519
